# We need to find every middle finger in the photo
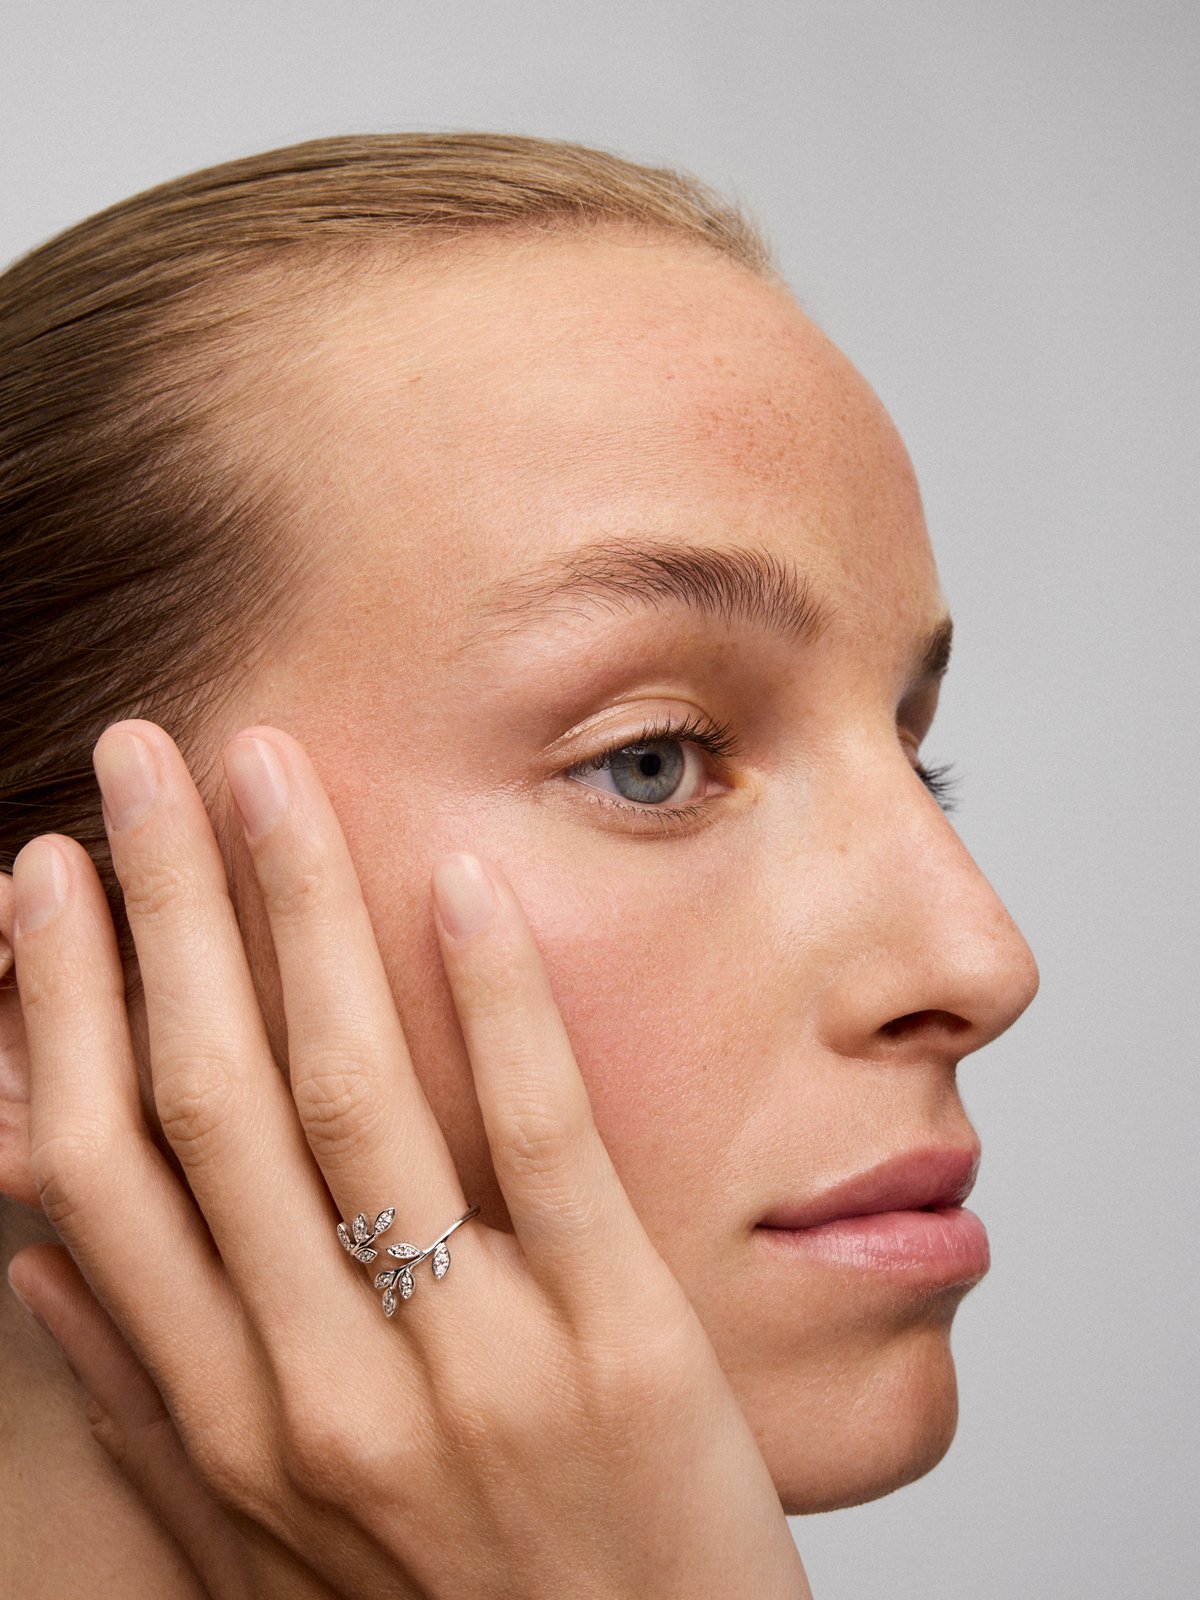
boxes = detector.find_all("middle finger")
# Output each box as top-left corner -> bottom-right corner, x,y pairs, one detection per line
219,725 -> 469,1255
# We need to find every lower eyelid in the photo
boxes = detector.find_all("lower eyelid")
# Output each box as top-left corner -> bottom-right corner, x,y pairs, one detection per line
563,778 -> 713,833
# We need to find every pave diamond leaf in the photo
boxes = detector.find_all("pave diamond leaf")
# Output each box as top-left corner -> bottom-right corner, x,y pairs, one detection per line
352,1245 -> 377,1263
398,1268 -> 415,1299
431,1241 -> 451,1279
374,1269 -> 396,1290
337,1223 -> 354,1253
382,1285 -> 397,1317
374,1207 -> 396,1234
387,1242 -> 421,1260
352,1213 -> 370,1244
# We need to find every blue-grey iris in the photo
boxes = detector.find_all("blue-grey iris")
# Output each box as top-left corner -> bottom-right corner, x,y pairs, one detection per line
607,740 -> 684,804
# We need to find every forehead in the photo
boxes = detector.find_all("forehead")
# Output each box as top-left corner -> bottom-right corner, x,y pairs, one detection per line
257,232 -> 938,646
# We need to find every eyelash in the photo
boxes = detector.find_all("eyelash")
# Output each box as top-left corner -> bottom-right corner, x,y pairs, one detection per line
913,760 -> 963,814
564,714 -> 963,824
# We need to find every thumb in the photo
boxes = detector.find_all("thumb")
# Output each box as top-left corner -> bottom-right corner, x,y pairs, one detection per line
8,1243 -> 251,1597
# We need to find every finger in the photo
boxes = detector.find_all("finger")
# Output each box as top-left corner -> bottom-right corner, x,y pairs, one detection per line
92,721 -> 340,1321
7,1244 -> 254,1600
12,832 -> 242,1392
222,728 -> 468,1250
430,853 -> 648,1311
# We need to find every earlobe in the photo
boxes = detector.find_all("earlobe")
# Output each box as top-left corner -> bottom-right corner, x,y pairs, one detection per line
0,871 -> 40,1209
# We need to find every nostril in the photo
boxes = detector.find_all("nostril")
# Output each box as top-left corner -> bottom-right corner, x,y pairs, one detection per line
879,1009 -> 972,1040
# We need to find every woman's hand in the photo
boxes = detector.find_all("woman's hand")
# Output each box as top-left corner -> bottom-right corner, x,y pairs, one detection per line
7,721 -> 811,1600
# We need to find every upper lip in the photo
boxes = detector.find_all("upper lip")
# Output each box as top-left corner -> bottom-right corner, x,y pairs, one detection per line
757,1145 -> 981,1230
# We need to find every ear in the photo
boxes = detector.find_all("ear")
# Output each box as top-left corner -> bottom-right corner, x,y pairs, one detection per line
0,871 -> 40,1208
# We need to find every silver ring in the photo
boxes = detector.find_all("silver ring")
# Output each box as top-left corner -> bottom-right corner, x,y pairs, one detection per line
337,1205 -> 481,1316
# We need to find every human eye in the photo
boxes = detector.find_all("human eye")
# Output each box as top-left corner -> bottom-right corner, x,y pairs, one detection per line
562,710 -> 740,827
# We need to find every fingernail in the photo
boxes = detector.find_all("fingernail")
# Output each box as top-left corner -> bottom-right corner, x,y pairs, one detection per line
432,853 -> 497,940
13,838 -> 69,936
8,1276 -> 51,1336
93,729 -> 159,831
224,736 -> 289,841
8,1278 -> 84,1381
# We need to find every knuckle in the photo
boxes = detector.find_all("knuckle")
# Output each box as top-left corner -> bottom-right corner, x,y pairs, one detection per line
279,1416 -> 361,1501
588,1296 -> 707,1421
29,1127 -> 110,1231
154,1049 -> 237,1165
84,1395 -> 128,1459
192,1436 -> 268,1515
451,939 -> 527,1013
278,1394 -> 429,1506
179,1404 -> 277,1519
498,1087 -> 590,1192
15,952 -> 125,1017
290,1049 -> 384,1157
117,858 -> 194,923
502,1094 -> 569,1178
10,961 -> 58,1015
431,1335 -> 546,1459
258,856 -> 340,925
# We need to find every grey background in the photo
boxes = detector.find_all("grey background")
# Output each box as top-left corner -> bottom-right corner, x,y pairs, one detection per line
4,3 -> 1195,1596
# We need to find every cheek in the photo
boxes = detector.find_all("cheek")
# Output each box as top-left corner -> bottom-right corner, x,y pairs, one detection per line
357,803 -> 753,1232
501,852 -> 766,1246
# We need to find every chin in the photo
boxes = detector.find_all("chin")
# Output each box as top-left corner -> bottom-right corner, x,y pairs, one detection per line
747,1322 -> 964,1516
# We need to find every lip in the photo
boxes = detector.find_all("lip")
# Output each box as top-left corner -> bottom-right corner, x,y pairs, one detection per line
755,1206 -> 990,1280
757,1146 -> 981,1232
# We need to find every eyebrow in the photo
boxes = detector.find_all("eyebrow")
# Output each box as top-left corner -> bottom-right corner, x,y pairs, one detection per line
467,537 -> 833,645
463,535 -> 952,686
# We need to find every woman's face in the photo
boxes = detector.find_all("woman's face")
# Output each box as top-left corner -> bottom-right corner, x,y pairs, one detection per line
200,232 -> 1039,1514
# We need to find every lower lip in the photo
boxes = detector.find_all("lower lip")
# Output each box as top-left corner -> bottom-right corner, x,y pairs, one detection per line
755,1206 -> 990,1281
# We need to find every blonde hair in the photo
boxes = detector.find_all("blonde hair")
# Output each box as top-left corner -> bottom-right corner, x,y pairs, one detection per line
0,132 -> 771,973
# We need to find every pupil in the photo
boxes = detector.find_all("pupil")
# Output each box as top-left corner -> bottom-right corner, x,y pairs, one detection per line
608,739 -> 685,804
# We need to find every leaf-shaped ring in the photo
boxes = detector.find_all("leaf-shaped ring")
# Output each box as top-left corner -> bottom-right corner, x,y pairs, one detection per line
336,1205 -> 481,1316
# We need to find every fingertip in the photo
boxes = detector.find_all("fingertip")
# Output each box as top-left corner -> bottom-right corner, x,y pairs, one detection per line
432,853 -> 499,941
8,1240 -> 79,1301
11,835 -> 70,935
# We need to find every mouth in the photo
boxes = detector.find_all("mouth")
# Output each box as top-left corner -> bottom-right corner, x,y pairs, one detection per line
754,1146 -> 989,1281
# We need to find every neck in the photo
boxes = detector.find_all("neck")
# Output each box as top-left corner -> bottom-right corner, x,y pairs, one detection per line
1,1202 -> 205,1598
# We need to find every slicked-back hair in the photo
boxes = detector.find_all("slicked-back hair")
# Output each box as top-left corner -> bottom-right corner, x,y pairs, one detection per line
0,132 -> 771,978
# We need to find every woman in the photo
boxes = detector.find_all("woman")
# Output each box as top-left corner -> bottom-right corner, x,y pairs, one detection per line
0,133 -> 1039,1597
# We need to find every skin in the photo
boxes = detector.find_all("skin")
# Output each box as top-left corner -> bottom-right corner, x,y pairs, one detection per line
0,231 -> 1039,1583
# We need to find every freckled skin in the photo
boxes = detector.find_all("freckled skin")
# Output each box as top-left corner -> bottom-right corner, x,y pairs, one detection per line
173,234 -> 1041,1513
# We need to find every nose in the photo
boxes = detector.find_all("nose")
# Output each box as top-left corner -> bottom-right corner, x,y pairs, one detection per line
814,742 -> 1041,1065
